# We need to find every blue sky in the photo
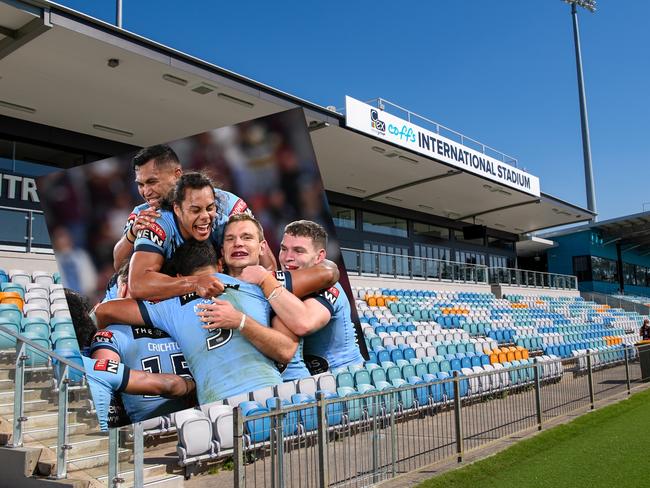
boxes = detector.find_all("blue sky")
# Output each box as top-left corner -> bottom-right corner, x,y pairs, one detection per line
58,0 -> 650,222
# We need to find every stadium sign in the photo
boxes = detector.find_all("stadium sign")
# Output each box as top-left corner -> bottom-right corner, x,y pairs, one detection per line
345,96 -> 541,197
0,171 -> 41,210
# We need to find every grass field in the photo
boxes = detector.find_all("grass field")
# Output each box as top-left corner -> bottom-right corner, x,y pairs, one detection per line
417,388 -> 650,488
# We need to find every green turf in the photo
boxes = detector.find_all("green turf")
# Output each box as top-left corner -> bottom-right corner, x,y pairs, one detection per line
417,388 -> 650,488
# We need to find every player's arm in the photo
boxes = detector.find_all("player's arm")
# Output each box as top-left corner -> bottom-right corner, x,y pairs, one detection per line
195,299 -> 298,364
126,370 -> 195,398
112,208 -> 160,271
128,251 -> 223,301
240,260 -> 339,298
93,298 -> 145,329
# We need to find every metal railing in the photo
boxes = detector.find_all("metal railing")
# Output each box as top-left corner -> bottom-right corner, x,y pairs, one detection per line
341,248 -> 489,285
232,347 -> 644,487
0,325 -> 144,487
488,267 -> 578,290
340,248 -> 579,291
352,98 -> 519,167
581,291 -> 650,316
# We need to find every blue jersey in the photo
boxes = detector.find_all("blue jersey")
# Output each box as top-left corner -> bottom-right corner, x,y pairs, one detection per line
131,189 -> 248,259
89,325 -> 192,423
276,272 -> 311,381
303,283 -> 363,371
82,356 -> 130,431
137,273 -> 282,404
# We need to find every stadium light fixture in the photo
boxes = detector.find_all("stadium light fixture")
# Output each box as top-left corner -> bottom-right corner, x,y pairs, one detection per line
561,0 -> 597,220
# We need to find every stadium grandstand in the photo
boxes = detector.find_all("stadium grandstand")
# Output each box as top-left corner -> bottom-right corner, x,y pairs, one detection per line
0,1 -> 648,487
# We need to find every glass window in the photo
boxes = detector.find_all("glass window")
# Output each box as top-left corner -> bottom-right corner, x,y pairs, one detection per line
329,205 -> 356,230
453,229 -> 484,246
590,256 -> 617,283
363,242 -> 409,276
362,211 -> 407,238
573,255 -> 592,282
412,222 -> 448,240
0,208 -> 28,247
488,236 -> 515,251
623,262 -> 636,286
31,213 -> 52,247
413,244 -> 451,279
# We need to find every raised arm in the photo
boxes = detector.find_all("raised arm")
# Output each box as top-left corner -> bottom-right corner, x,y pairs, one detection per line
112,207 -> 160,271
128,251 -> 224,301
93,298 -> 145,329
195,299 -> 298,364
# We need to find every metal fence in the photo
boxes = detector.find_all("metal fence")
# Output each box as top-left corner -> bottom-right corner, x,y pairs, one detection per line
340,248 -> 579,291
0,324 -> 145,487
488,267 -> 578,290
233,348 -> 645,488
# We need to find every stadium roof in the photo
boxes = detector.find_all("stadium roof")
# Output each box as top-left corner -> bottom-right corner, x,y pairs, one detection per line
0,0 -> 595,236
542,211 -> 650,256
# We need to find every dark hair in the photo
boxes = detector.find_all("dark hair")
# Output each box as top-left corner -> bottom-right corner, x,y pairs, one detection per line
171,171 -> 215,208
284,220 -> 328,250
64,289 -> 96,349
225,213 -> 265,242
132,144 -> 180,170
169,240 -> 218,276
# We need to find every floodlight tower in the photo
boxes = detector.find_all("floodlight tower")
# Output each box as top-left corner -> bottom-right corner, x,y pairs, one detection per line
563,0 -> 597,220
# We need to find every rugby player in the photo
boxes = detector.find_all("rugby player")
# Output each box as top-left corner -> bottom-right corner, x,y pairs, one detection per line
93,215 -> 338,404
90,263 -> 195,423
113,144 -> 251,271
279,220 -> 363,373
66,290 -> 196,430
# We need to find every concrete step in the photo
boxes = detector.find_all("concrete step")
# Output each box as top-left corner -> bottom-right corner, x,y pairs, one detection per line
93,462 -> 180,487
65,447 -> 131,472
0,376 -> 57,392
0,387 -> 47,403
6,408 -> 89,429
23,422 -> 90,442
0,398 -> 51,415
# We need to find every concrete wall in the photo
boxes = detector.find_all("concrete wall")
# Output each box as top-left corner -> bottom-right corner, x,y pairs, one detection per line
491,284 -> 580,299
0,251 -> 58,274
349,276 -> 491,293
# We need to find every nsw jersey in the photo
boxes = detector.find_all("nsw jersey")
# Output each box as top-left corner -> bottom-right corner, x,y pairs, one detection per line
303,283 -> 363,371
275,272 -> 311,381
89,325 -> 192,423
130,189 -> 248,259
82,356 -> 130,431
137,273 -> 281,404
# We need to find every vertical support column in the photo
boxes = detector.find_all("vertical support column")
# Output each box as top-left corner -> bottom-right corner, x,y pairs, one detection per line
108,428 -> 122,487
316,392 -> 329,488
533,358 -> 543,431
371,395 -> 379,483
55,363 -> 69,479
587,351 -> 595,409
133,422 -> 144,488
453,371 -> 463,463
389,394 -> 396,478
11,340 -> 26,448
234,407 -> 245,488
274,398 -> 284,488
624,346 -> 631,395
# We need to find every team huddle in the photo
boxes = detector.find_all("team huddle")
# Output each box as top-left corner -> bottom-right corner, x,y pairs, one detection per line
69,145 -> 363,430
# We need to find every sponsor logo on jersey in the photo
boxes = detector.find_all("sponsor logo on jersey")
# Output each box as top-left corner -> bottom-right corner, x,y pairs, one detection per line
93,359 -> 120,374
321,286 -> 340,306
137,222 -> 166,247
92,330 -> 114,344
180,292 -> 200,306
229,198 -> 249,216
131,326 -> 171,340
304,354 -> 329,375
274,270 -> 286,284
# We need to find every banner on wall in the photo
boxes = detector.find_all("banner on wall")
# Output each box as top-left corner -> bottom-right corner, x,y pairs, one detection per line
345,96 -> 541,197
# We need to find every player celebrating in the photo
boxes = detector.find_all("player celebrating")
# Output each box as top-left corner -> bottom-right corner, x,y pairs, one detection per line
113,144 -> 249,271
66,290 -> 196,430
278,220 -> 363,375
90,263 -> 194,423
93,215 -> 338,404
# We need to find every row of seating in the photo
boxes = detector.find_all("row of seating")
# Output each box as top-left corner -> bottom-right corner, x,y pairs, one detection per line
0,269 -> 61,287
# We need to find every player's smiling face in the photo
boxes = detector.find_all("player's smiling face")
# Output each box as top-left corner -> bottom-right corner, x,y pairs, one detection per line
135,160 -> 181,208
173,186 -> 216,241
222,220 -> 266,271
279,234 -> 325,271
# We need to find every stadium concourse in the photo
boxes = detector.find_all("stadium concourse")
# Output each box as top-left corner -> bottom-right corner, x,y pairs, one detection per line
1,260 -> 648,487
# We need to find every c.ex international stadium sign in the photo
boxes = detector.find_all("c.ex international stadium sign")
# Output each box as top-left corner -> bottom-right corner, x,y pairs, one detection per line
345,96 -> 540,197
